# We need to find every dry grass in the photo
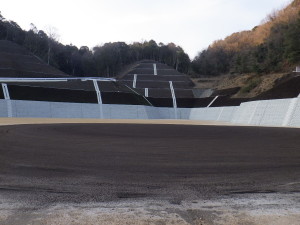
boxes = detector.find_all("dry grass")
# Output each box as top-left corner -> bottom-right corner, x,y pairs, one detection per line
193,73 -> 290,98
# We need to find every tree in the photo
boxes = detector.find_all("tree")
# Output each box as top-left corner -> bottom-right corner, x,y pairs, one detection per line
0,11 -> 5,21
45,26 -> 59,65
0,12 -> 192,77
284,12 -> 300,63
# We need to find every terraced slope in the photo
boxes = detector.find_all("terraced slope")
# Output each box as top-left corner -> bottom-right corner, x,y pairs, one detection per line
0,41 -> 152,106
0,79 -> 151,106
0,40 -> 68,78
118,60 -> 197,98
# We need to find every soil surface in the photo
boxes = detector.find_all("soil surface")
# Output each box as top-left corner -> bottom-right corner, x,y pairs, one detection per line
193,73 -> 300,99
0,122 -> 300,224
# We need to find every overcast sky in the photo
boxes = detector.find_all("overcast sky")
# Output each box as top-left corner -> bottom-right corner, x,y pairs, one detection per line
1,0 -> 292,58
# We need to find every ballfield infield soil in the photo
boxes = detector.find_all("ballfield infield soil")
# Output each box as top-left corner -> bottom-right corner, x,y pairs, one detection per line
0,120 -> 299,224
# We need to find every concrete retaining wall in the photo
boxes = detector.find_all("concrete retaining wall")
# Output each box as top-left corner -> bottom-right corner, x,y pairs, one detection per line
0,100 -> 167,120
0,99 -> 233,121
231,97 -> 300,127
1,97 -> 300,127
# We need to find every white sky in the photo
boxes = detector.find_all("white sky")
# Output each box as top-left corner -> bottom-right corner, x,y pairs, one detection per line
1,0 -> 292,58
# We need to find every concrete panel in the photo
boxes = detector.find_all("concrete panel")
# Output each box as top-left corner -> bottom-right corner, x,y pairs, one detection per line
0,100 -> 8,117
145,105 -> 165,119
218,107 -> 237,121
250,101 -> 269,125
189,108 -> 206,120
5,100 -> 16,117
230,99 -> 298,126
289,98 -> 300,127
137,105 -> 149,119
230,106 -> 243,123
205,108 -> 223,121
232,101 -> 257,124
137,105 -> 166,119
14,100 -> 51,118
110,105 -> 138,119
81,103 -> 101,119
50,102 -> 83,118
178,108 -> 191,120
101,104 -> 111,119
158,107 -> 174,119
259,99 -> 291,126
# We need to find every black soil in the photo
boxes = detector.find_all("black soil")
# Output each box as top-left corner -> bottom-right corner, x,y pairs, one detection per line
0,123 -> 299,205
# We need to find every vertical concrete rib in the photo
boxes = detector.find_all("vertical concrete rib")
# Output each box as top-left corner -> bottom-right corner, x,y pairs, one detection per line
169,81 -> 177,119
92,80 -> 104,119
1,83 -> 12,117
153,64 -> 157,75
133,74 -> 137,88
248,101 -> 259,124
282,98 -> 298,126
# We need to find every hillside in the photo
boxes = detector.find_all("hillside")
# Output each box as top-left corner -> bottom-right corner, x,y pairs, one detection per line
1,2 -> 300,101
193,71 -> 300,100
0,40 -> 67,77
118,60 -> 196,99
192,0 -> 300,76
0,12 -> 190,78
190,0 -> 300,100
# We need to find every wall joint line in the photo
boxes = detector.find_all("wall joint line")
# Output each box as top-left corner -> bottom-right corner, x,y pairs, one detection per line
282,98 -> 298,126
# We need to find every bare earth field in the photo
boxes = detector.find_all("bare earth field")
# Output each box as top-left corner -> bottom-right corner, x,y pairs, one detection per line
0,118 -> 299,225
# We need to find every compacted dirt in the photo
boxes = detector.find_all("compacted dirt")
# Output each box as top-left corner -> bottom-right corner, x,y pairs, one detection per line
0,122 -> 300,224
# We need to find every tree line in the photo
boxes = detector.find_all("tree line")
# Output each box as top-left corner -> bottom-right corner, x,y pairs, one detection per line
191,0 -> 300,76
1,0 -> 300,79
0,12 -> 190,77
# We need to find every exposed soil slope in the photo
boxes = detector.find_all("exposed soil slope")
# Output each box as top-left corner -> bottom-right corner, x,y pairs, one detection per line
195,72 -> 300,100
0,40 -> 68,78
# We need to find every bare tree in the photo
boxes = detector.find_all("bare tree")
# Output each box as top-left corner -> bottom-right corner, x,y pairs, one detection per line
0,11 -> 5,21
45,26 -> 59,65
30,23 -> 38,34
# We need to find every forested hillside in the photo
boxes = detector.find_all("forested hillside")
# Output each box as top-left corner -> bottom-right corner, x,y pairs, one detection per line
1,0 -> 299,79
192,0 -> 300,76
0,12 -> 190,77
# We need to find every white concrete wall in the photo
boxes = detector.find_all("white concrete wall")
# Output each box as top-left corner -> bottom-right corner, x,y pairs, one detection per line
15,100 -> 51,118
259,99 -> 291,126
0,98 -> 299,127
230,97 -> 300,127
0,99 -> 236,122
217,107 -> 237,122
82,104 -> 103,119
289,99 -> 300,127
0,100 -> 8,117
0,100 -> 169,120
247,101 -> 268,125
178,106 -> 237,122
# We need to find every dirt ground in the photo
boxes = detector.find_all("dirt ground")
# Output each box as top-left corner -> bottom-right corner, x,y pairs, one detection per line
0,117 -> 230,126
0,119 -> 299,224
